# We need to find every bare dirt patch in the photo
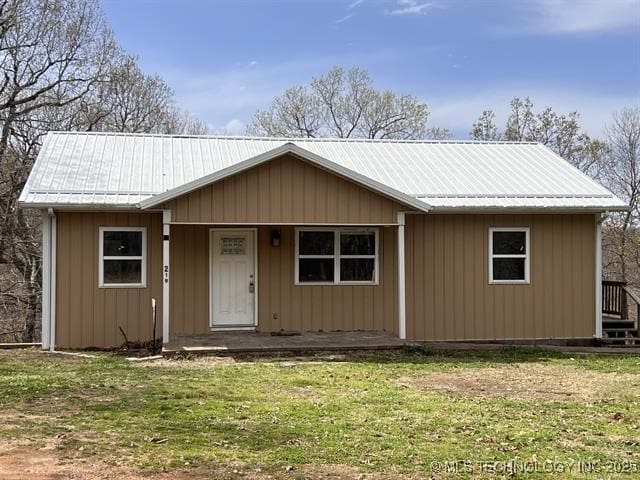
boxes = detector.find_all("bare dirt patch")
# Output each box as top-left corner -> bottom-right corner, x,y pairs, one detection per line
399,363 -> 640,402
0,440 -> 406,480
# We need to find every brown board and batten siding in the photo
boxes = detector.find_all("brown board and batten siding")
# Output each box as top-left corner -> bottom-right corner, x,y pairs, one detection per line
55,212 -> 163,349
162,154 -> 406,225
405,213 -> 596,341
169,225 -> 398,336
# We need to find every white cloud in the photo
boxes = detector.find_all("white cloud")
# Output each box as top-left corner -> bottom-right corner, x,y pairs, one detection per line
348,0 -> 365,9
516,0 -> 639,34
387,0 -> 433,16
427,87 -> 638,138
335,14 -> 353,24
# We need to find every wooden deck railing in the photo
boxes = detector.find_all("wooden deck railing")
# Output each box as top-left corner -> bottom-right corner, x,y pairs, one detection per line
602,280 -> 640,322
603,280 -> 628,317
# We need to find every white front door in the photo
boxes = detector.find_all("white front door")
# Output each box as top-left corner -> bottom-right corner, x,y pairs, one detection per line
210,230 -> 256,328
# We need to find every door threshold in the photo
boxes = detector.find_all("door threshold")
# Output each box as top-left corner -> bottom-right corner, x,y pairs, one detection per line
210,326 -> 257,332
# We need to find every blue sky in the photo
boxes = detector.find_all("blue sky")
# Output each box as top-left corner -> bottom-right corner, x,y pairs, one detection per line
102,0 -> 639,138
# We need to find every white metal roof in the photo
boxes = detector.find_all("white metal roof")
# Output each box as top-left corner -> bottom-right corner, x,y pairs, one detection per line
19,131 -> 628,212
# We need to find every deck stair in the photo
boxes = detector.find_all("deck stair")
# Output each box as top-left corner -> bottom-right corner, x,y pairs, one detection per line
602,280 -> 640,346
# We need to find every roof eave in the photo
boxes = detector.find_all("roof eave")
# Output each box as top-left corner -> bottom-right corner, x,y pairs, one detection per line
427,205 -> 630,214
17,201 -> 144,211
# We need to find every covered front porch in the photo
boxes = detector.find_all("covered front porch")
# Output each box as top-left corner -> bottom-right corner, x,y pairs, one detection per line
164,330 -> 406,354
161,222 -> 403,344
148,149 -> 419,347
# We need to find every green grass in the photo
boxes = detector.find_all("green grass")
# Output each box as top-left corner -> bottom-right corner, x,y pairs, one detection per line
1,347 -> 639,478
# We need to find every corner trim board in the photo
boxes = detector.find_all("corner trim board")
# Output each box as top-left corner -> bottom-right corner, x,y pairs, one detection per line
41,210 -> 51,350
397,212 -> 406,340
595,213 -> 603,339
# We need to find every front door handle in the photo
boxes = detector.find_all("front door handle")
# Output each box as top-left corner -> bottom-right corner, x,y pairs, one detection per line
249,275 -> 255,293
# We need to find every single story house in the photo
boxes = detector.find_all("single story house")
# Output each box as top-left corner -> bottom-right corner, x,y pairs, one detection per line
19,131 -> 627,350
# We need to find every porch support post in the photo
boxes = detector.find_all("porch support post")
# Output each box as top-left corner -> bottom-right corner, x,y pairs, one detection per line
397,212 -> 406,340
163,209 -> 171,344
595,213 -> 603,339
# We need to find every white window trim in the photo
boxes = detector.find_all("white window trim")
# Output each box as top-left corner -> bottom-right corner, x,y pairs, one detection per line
98,226 -> 147,288
295,227 -> 379,285
489,227 -> 530,285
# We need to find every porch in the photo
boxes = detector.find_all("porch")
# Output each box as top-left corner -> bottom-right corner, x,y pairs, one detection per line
164,330 -> 405,354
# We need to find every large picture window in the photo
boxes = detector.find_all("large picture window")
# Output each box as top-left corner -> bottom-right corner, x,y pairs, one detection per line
296,228 -> 378,285
489,227 -> 530,284
99,227 -> 146,287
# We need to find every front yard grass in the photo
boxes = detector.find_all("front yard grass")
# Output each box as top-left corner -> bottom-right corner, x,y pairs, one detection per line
0,347 -> 639,478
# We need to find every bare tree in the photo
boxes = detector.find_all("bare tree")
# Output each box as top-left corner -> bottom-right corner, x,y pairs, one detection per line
248,66 -> 448,140
0,0 -> 115,342
470,97 -> 606,178
601,106 -> 640,287
470,110 -> 500,141
0,0 -> 209,343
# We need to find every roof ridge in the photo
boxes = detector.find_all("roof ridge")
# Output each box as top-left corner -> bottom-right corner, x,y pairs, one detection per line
45,130 -> 540,145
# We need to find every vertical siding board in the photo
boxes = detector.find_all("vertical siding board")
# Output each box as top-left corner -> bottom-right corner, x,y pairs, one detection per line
443,217 -> 455,339
292,161 -> 305,222
433,215 -> 445,339
383,227 -> 395,332
351,286 -> 364,330
463,216 -> 475,340
453,216 -> 465,339
560,216 -> 572,337
326,175 -> 338,224
405,217 -> 415,338
270,161 -> 282,224
56,214 -> 68,347
280,158 -> 293,223
80,213 -> 92,346
472,215 -> 484,339
224,177 -> 236,223
69,215 -> 84,347
527,215 -> 537,338
348,182 -> 360,223
248,164 -> 260,222
186,226 -> 196,334
200,185 -> 212,223
212,184 -> 224,221
426,217 -> 436,340
415,216 -> 423,339
543,216 -> 555,337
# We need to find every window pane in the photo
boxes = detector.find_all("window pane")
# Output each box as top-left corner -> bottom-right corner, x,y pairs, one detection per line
221,237 -> 246,255
493,231 -> 526,255
493,258 -> 525,281
340,233 -> 375,256
299,231 -> 334,255
340,258 -> 375,282
299,259 -> 334,282
103,260 -> 142,284
103,231 -> 142,256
